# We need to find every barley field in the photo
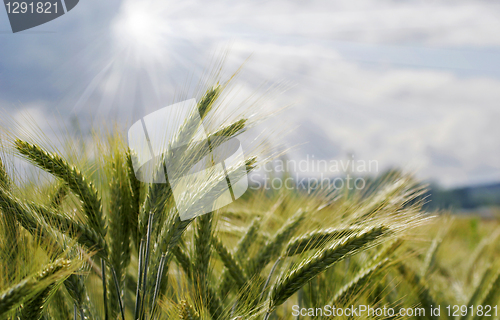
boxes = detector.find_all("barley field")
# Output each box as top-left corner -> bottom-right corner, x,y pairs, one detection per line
0,82 -> 499,320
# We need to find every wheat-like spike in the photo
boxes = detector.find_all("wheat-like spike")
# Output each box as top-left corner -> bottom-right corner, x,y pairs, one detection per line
331,258 -> 390,305
473,268 -> 500,320
0,156 -> 10,187
175,119 -> 249,182
0,259 -> 73,318
194,211 -> 215,306
14,139 -> 106,238
159,215 -> 194,255
218,217 -> 261,298
126,150 -> 141,250
34,204 -> 108,258
173,245 -> 192,280
107,158 -> 132,319
397,262 -> 438,320
284,227 -> 366,257
19,259 -> 72,320
269,226 -> 389,310
0,184 -> 93,318
0,184 -> 52,239
197,85 -> 221,119
212,235 -> 248,289
235,217 -> 261,261
139,182 -> 171,240
63,274 -> 91,319
178,300 -> 200,320
247,210 -> 305,277
244,157 -> 257,174
0,278 -> 34,317
50,183 -> 68,208
460,265 -> 493,320
420,236 -> 442,278
212,119 -> 247,139
0,156 -> 19,280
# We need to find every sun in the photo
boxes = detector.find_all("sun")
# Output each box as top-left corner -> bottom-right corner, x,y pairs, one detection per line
111,0 -> 172,61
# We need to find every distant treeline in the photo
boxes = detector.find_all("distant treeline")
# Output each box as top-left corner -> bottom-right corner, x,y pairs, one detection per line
424,182 -> 500,210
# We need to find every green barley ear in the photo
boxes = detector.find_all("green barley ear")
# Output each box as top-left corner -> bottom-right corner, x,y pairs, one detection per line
19,259 -> 73,320
107,156 -> 132,319
247,210 -> 305,277
31,202 -> 107,258
245,157 -> 257,174
0,259 -> 76,318
420,235 -> 443,278
0,156 -> 19,279
269,226 -> 389,311
218,217 -> 261,298
212,235 -> 248,289
212,119 -> 247,138
197,85 -> 221,119
0,182 -> 52,240
194,211 -> 215,311
14,139 -> 106,238
0,278 -> 36,317
173,245 -> 192,280
178,300 -> 200,320
63,274 -> 91,319
0,156 -> 9,187
331,258 -> 390,305
126,150 -> 141,250
50,183 -> 68,208
284,227 -> 366,257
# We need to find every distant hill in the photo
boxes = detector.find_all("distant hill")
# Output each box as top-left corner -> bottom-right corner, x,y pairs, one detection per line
425,182 -> 500,211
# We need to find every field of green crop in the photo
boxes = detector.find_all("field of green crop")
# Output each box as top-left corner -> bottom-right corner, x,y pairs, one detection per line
1,82 -> 499,320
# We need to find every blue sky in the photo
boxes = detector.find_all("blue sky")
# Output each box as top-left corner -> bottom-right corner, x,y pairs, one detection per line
1,0 -> 500,187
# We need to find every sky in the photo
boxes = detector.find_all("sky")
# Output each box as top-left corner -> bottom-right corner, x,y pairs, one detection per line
1,0 -> 500,188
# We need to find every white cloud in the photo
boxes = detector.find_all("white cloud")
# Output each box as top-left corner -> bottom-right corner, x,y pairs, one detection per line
225,40 -> 500,187
3,0 -> 500,187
